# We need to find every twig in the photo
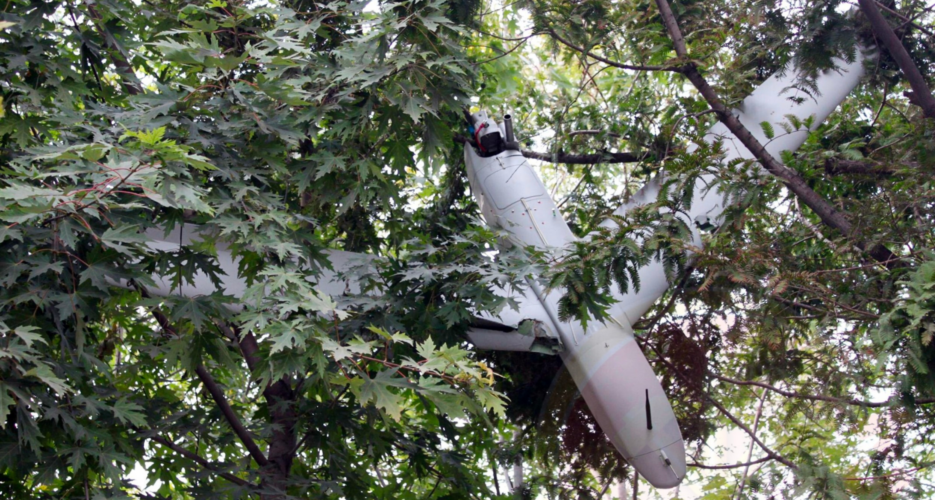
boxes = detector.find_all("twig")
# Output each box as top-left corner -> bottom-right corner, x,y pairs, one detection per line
82,0 -> 143,95
713,373 -> 935,407
844,464 -> 932,481
476,38 -> 529,65
704,394 -> 798,469
548,29 -> 679,73
567,130 -> 621,138
688,456 -> 774,470
734,391 -> 767,500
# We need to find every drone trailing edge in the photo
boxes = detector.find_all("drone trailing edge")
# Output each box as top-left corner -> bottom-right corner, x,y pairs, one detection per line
136,50 -> 870,489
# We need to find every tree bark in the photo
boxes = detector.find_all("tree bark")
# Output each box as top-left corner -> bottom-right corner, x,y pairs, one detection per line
260,380 -> 297,499
859,0 -> 935,119
225,326 -> 298,498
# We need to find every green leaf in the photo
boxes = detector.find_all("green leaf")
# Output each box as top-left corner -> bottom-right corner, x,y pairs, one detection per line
24,364 -> 70,395
760,121 -> 775,140
121,127 -> 166,146
0,384 -> 12,428
101,225 -> 147,256
359,368 -> 412,421
474,386 -> 507,418
402,94 -> 427,123
12,326 -> 45,348
0,185 -> 60,201
111,399 -> 148,427
268,322 -> 306,353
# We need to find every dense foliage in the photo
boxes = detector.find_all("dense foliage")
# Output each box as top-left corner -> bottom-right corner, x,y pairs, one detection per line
1,0 -> 934,499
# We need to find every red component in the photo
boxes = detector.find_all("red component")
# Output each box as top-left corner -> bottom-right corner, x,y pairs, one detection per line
474,122 -> 488,152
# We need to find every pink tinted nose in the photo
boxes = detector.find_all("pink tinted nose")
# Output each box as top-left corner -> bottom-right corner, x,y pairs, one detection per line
564,323 -> 686,488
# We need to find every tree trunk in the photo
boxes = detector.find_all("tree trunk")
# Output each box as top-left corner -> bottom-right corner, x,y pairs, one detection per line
260,379 -> 297,499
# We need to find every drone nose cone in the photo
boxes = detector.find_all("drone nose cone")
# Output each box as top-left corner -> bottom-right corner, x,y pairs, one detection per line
562,322 -> 686,489
627,440 -> 686,489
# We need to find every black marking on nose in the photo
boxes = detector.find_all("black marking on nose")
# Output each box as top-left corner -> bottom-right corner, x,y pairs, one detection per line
645,389 -> 653,430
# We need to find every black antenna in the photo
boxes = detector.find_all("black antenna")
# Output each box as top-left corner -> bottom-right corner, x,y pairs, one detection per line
645,389 -> 653,430
503,113 -> 519,150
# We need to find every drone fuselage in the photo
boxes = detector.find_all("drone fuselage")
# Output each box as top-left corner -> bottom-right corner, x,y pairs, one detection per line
136,51 -> 869,490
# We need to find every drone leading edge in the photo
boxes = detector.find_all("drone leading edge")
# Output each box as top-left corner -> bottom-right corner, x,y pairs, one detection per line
139,51 -> 869,488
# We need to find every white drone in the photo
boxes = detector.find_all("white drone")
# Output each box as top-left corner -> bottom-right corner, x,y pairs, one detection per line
138,51 -> 868,488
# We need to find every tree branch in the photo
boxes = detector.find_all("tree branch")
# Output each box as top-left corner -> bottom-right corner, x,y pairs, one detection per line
822,158 -> 896,177
713,373 -> 935,407
653,0 -> 903,270
688,456 -> 774,470
844,463 -> 933,481
520,149 -> 652,164
192,365 -> 271,468
147,308 -> 270,468
859,0 -> 935,119
83,0 -> 143,95
703,393 -> 798,470
214,320 -> 296,479
567,129 -> 621,138
547,28 -> 680,73
735,391 -> 767,500
873,1 -> 935,39
150,435 -> 252,487
637,308 -> 799,469
453,134 -> 652,164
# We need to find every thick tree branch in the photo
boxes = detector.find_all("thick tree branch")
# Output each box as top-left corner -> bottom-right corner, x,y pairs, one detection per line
859,0 -> 935,119
217,320 -> 263,374
653,0 -> 902,270
147,307 -> 270,468
150,435 -> 252,487
713,373 -> 935,407
192,365 -> 271,468
453,134 -> 652,164
216,321 -> 297,482
520,149 -> 652,164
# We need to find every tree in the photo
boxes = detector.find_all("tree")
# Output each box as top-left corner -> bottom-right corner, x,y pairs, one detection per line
1,0 -> 934,499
